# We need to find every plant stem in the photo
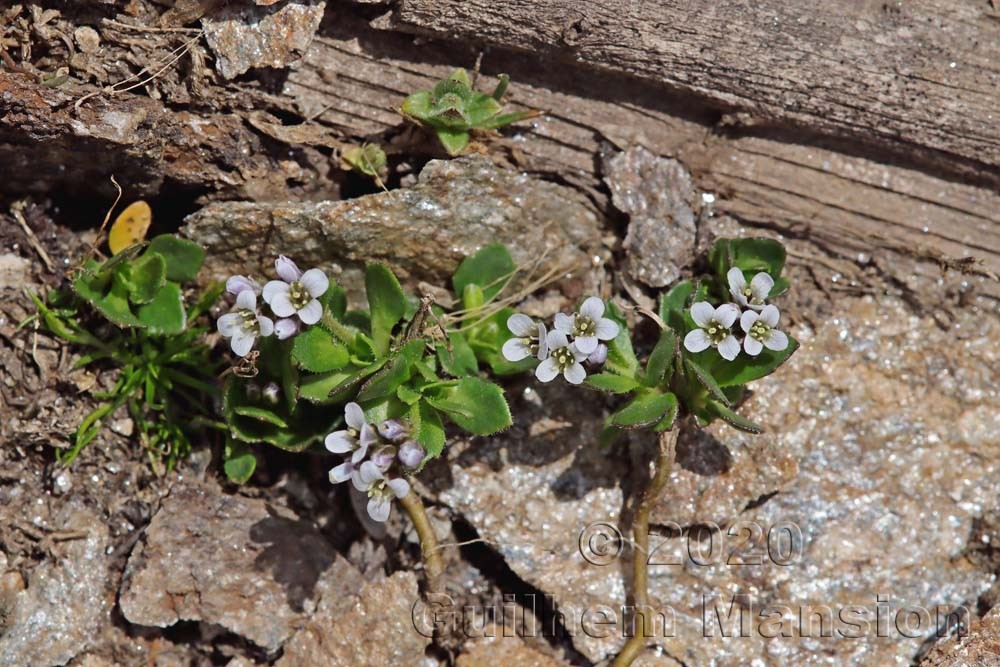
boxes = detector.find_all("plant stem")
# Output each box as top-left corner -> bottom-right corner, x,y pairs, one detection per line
320,311 -> 357,346
398,490 -> 445,594
613,428 -> 679,667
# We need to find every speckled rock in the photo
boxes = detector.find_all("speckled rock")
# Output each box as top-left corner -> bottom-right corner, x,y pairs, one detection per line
919,606 -> 1000,666
183,156 -> 603,302
277,571 -> 428,666
203,1 -> 325,79
0,501 -> 111,666
119,483 -> 346,652
440,294 -> 1000,665
456,631 -> 568,667
604,146 -> 698,288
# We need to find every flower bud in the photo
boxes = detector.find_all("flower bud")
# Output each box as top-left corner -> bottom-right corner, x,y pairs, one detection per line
398,440 -> 426,469
586,343 -> 608,366
370,445 -> 397,470
245,382 -> 261,401
378,419 -> 409,442
274,318 -> 299,340
262,382 -> 281,405
275,255 -> 303,282
226,275 -> 260,296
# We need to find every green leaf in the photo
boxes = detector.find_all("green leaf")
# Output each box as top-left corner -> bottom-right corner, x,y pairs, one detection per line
604,301 -> 639,377
712,335 -> 799,387
397,384 -> 423,405
320,285 -> 347,319
73,267 -> 143,328
426,377 -> 511,435
233,406 -> 289,428
137,283 -> 186,335
609,391 -> 678,429
659,280 -> 694,329
436,333 -> 479,376
653,401 -> 679,431
585,372 -> 640,394
146,234 -> 205,283
707,400 -> 763,434
643,328 -> 677,387
223,439 -> 257,484
436,128 -> 470,155
683,356 -> 731,406
709,237 -> 786,278
452,244 -> 515,302
292,327 -> 350,373
355,340 -> 424,403
410,399 -> 446,458
298,367 -> 360,403
770,276 -> 790,298
365,264 -> 406,357
401,90 -> 433,121
465,94 -> 503,126
125,252 -> 166,304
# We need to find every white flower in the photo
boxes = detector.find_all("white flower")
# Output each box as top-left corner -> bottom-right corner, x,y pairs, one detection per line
534,330 -> 588,384
740,305 -> 789,356
325,402 -> 378,464
352,461 -> 410,523
728,268 -> 774,311
262,256 -> 329,326
501,314 -> 548,362
217,290 -> 274,357
328,459 -> 358,485
683,302 -> 741,361
553,296 -> 620,354
226,275 -> 261,296
273,318 -> 299,340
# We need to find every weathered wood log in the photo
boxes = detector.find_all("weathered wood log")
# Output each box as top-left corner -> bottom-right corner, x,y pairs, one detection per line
388,0 -> 1000,185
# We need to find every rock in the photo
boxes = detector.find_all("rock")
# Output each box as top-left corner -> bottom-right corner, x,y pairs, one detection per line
0,502 -> 111,667
456,631 -> 567,667
439,292 -> 1000,665
0,254 -> 28,288
604,146 -> 698,287
277,571 -> 429,666
119,483 -> 346,652
183,156 -> 603,303
73,26 -> 100,54
203,1 -> 326,79
919,606 -> 1000,666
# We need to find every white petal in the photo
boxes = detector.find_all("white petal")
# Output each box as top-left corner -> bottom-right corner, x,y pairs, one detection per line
563,362 -> 586,385
570,342 -> 589,362
740,310 -> 759,333
367,497 -> 391,523
574,335 -> 598,354
553,312 -> 575,335
351,442 -> 369,464
359,460 -> 383,484
579,296 -> 605,321
275,255 -> 302,282
750,272 -> 775,300
274,318 -> 298,340
715,304 -> 740,328
536,323 -> 549,359
717,335 -> 740,361
595,317 -> 619,341
267,291 -> 295,318
387,478 -> 410,499
507,313 -> 535,337
235,289 -> 257,311
345,402 -> 366,430
262,280 -> 288,306
764,329 -> 789,351
502,338 -> 531,361
231,331 -> 256,357
545,329 -> 569,350
683,329 -> 711,353
760,304 -> 780,327
217,312 -> 242,337
535,357 -> 560,383
727,267 -> 746,294
691,302 -> 715,327
351,471 -> 368,492
297,299 -> 323,325
257,316 -> 274,337
300,268 -> 329,298
325,431 -> 355,454
744,335 -> 763,356
328,461 -> 354,484
360,424 -> 380,447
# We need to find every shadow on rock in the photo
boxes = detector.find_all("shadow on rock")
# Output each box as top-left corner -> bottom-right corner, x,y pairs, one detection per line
249,506 -> 335,613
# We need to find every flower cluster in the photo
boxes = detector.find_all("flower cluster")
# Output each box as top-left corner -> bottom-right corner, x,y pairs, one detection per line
218,256 -> 329,357
325,403 -> 426,523
502,296 -> 619,385
683,269 -> 788,360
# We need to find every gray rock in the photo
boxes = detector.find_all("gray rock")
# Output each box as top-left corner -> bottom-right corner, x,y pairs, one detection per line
919,606 -> 1000,666
277,571 -> 428,666
0,502 -> 111,667
203,1 -> 326,79
119,483 -> 346,652
438,293 -> 1000,665
604,146 -> 698,287
183,156 -> 603,302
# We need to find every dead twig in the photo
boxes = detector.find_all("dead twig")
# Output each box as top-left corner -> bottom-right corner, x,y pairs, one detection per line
10,202 -> 54,272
